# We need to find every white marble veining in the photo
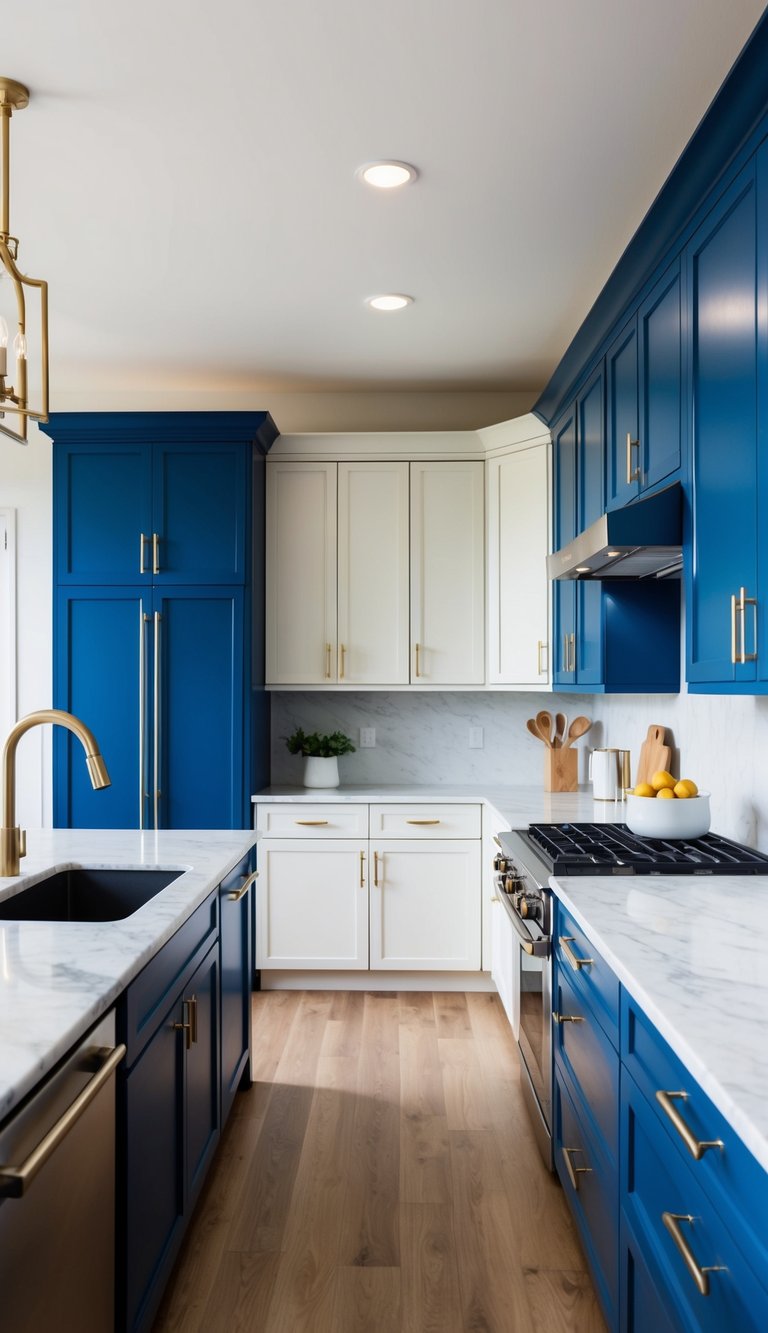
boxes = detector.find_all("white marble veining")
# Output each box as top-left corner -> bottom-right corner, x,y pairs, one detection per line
0,828 -> 258,1121
551,872 -> 768,1175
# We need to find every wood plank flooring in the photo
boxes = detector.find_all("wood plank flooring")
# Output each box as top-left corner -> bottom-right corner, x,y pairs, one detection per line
153,991 -> 606,1332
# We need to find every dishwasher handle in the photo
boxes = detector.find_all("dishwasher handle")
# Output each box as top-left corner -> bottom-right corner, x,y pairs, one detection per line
0,1043 -> 126,1199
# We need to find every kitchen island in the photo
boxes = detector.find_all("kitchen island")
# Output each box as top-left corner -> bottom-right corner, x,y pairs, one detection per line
0,827 -> 258,1121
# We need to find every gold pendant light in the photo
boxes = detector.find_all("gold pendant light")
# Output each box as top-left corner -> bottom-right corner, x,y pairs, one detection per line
0,77 -> 48,444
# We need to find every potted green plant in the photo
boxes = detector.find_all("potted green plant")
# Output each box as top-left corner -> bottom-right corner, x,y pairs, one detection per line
284,728 -> 356,789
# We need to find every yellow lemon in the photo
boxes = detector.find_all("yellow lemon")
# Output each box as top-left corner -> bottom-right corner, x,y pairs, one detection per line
678,778 -> 699,797
673,781 -> 692,799
651,770 -> 677,791
656,787 -> 675,799
633,783 -> 655,798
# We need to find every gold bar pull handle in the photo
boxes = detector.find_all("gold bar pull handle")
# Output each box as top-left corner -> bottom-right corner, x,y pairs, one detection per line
626,432 -> 641,484
537,639 -> 548,676
339,643 -> 346,680
139,533 -> 149,575
325,643 -> 332,679
552,1012 -> 585,1025
189,995 -> 198,1045
561,1146 -> 592,1192
559,936 -> 594,971
415,643 -> 421,678
739,587 -> 758,663
373,850 -> 381,887
359,849 -> 366,888
152,532 -> 160,575
0,1043 -> 127,1199
228,870 -> 258,902
562,634 -> 568,673
731,593 -> 738,665
569,633 -> 576,673
172,999 -> 193,1051
655,1091 -> 723,1161
294,819 -> 329,826
153,610 -> 162,830
406,819 -> 440,825
661,1212 -> 726,1296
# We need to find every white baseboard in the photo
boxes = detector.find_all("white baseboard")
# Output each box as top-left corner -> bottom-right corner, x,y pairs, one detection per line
259,969 -> 497,993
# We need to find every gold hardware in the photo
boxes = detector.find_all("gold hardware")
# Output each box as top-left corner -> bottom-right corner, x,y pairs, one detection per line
153,611 -> 162,829
1,710 -> 110,875
228,870 -> 258,902
562,634 -> 568,673
0,79 -> 49,444
339,643 -> 346,679
406,818 -> 440,825
325,642 -> 332,678
189,995 -> 198,1045
0,1043 -> 126,1198
559,936 -> 594,971
374,850 -> 381,887
730,593 -> 738,665
552,1012 -> 585,1024
626,432 -> 641,485
172,998 -> 193,1051
561,1146 -> 592,1192
490,895 -> 500,904
415,643 -> 421,677
152,533 -> 160,575
737,586 -> 758,663
493,836 -> 502,847
655,1091 -> 724,1161
661,1212 -> 726,1296
360,849 -> 365,887
569,633 -> 576,673
294,819 -> 329,826
537,639 -> 547,675
140,533 -> 149,575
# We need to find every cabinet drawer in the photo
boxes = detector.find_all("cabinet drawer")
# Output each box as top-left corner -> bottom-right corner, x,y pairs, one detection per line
256,803 -> 368,838
554,965 -> 619,1166
622,1067 -> 768,1331
555,902 -> 619,1047
622,993 -> 768,1284
554,1067 -> 618,1326
369,803 -> 481,839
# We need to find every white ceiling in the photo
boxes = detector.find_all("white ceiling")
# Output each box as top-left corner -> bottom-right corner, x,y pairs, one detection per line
2,0 -> 766,414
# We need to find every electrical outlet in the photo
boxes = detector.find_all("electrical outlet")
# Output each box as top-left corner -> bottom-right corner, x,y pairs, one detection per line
469,726 -> 484,749
360,727 -> 376,748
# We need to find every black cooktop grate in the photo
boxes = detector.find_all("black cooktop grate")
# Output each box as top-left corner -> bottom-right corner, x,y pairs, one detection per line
523,823 -> 768,875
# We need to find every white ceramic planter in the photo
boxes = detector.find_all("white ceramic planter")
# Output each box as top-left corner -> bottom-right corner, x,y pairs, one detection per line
303,756 -> 340,789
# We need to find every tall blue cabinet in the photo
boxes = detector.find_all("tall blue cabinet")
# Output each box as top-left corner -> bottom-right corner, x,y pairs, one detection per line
45,412 -> 277,829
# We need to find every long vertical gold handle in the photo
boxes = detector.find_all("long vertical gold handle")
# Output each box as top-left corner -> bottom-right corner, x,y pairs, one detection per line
661,1212 -> 726,1296
360,849 -> 366,888
339,643 -> 346,679
139,533 -> 148,575
374,851 -> 380,887
152,532 -> 160,575
325,643 -> 332,679
139,605 -> 147,830
569,633 -> 576,673
415,643 -> 421,677
655,1091 -> 723,1160
561,1146 -> 592,1192
563,634 -> 568,673
626,432 -> 640,484
537,640 -> 547,675
738,587 -> 758,663
153,610 -> 162,831
172,999 -> 192,1051
228,871 -> 259,902
731,593 -> 738,665
189,994 -> 198,1045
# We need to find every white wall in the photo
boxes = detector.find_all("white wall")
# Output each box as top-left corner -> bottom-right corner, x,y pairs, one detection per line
0,422 -> 52,829
270,686 -> 768,852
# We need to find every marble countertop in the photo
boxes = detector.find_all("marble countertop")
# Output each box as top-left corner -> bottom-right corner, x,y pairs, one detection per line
0,828 -> 258,1122
551,872 -> 768,1175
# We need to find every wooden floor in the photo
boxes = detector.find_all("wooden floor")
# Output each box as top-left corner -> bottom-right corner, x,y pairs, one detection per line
154,991 -> 606,1332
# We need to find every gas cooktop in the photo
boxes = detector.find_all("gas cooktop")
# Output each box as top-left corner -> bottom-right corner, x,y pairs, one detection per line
518,822 -> 768,876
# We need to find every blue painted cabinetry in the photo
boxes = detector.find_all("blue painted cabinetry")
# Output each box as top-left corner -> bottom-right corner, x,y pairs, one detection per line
46,412 -> 277,827
219,855 -> 254,1125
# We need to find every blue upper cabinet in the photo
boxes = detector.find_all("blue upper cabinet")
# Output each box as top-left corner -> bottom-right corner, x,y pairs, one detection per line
686,163 -> 760,689
152,440 -> 248,584
606,319 -> 639,511
55,439 -> 153,584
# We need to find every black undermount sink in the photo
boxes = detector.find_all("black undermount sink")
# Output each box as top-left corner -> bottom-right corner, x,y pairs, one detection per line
0,868 -> 182,923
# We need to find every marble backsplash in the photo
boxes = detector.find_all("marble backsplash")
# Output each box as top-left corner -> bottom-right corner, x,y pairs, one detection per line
269,689 -> 768,851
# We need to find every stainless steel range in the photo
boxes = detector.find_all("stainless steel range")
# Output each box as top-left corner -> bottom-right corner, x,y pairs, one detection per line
496,823 -> 768,1169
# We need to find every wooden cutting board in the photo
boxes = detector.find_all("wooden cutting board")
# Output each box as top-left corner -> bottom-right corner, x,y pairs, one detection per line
635,725 -> 671,786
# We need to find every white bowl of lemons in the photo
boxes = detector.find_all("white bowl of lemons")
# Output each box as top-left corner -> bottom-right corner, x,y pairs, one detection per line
626,772 -> 710,839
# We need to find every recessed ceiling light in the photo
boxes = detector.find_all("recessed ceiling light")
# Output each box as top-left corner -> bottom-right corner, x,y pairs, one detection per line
366,294 -> 414,311
357,161 -> 418,189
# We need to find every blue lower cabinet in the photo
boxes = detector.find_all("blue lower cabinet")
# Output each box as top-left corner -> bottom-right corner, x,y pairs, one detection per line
553,967 -> 619,1166
220,856 -> 254,1125
620,1207 -> 679,1333
184,944 -> 221,1209
621,1068 -> 768,1332
554,1067 -> 618,1327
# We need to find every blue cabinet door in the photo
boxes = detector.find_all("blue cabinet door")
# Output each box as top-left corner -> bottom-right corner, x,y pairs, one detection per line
184,944 -> 221,1209
686,164 -> 759,685
576,366 -> 605,685
606,319 -> 639,511
152,440 -> 249,585
153,587 -> 245,829
220,859 -> 253,1125
639,260 -> 682,493
552,406 -> 577,685
54,588 -> 147,829
53,439 -> 153,585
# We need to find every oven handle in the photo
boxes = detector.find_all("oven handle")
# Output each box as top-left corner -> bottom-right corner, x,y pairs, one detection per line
496,888 -> 550,958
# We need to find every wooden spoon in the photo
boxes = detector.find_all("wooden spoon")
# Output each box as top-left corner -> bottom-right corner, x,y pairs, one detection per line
563,715 -> 592,749
554,712 -> 567,748
526,718 -> 549,745
535,710 -> 554,748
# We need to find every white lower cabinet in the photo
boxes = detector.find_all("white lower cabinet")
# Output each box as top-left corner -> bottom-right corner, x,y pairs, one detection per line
490,891 -> 519,1037
369,840 -> 481,970
256,839 -> 369,969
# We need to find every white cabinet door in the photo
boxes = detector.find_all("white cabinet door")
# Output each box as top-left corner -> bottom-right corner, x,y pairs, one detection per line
490,896 -> 519,1038
266,461 -> 337,684
256,839 -> 368,969
337,462 -> 409,685
487,444 -> 550,685
410,461 -> 485,684
369,839 -> 481,970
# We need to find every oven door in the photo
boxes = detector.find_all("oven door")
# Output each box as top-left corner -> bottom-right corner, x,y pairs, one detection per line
498,888 -> 552,1166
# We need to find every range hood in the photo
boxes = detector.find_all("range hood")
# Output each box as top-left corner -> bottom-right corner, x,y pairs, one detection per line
547,482 -> 682,580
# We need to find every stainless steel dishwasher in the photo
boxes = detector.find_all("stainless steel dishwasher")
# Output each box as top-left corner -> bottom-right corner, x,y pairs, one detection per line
0,1009 -> 125,1333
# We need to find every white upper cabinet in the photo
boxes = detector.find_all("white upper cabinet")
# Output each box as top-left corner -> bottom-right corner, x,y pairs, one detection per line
486,442 -> 550,686
337,462 -> 409,685
266,461 -> 337,685
410,461 -> 485,685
